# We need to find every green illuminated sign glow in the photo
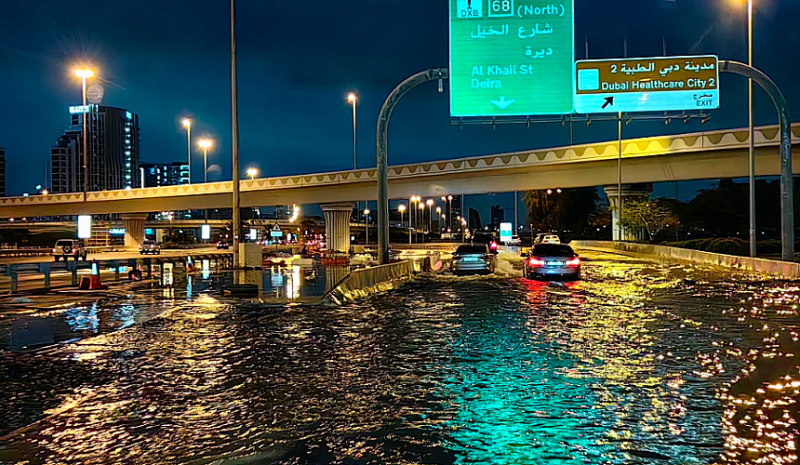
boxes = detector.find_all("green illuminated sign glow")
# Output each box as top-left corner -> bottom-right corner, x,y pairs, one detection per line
449,0 -> 575,117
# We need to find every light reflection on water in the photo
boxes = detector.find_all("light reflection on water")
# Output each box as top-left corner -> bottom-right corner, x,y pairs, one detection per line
0,259 -> 798,464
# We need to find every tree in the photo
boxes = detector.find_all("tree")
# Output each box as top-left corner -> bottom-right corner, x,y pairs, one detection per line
621,198 -> 678,243
523,187 -> 600,236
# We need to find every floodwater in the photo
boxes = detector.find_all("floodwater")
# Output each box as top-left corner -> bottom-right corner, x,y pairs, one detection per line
0,253 -> 798,464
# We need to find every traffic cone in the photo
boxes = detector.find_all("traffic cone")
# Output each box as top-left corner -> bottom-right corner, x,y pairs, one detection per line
89,260 -> 107,290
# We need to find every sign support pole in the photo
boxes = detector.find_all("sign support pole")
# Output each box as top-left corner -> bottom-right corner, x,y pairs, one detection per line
617,112 -> 623,242
720,60 -> 793,261
376,68 -> 449,265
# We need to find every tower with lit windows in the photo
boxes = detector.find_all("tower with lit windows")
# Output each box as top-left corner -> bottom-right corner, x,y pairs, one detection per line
51,105 -> 140,193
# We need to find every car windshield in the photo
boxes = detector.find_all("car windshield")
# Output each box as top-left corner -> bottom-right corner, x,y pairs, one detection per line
456,245 -> 487,255
533,244 -> 574,257
55,240 -> 73,246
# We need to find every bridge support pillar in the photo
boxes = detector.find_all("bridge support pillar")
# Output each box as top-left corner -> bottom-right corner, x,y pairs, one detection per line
604,184 -> 653,242
321,203 -> 354,253
120,214 -> 148,251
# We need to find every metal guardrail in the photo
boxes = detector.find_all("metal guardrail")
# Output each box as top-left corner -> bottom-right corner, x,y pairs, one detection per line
0,248 -> 54,258
0,251 -> 234,294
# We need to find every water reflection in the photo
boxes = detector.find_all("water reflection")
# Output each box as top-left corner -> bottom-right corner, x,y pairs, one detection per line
0,259 -> 798,465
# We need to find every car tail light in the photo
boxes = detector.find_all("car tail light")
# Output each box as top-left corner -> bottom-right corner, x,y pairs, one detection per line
529,258 -> 545,266
490,242 -> 498,250
567,257 -> 581,267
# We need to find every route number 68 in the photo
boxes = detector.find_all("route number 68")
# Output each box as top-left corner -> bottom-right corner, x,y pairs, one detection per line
489,0 -> 514,17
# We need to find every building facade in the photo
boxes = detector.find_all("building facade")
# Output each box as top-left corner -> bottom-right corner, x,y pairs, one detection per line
51,106 -> 140,194
0,147 -> 5,197
490,205 -> 505,229
140,162 -> 190,188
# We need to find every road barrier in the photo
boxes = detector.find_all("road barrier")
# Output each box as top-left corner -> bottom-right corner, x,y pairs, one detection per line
325,260 -> 417,305
0,250 -> 233,294
572,240 -> 800,279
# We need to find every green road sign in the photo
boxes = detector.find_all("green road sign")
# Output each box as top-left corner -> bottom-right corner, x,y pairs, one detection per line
449,0 -> 575,117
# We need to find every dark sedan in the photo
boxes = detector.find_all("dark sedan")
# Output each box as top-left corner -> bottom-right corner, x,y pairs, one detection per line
524,244 -> 581,281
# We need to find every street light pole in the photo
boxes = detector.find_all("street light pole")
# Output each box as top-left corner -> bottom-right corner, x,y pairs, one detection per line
231,0 -> 242,267
183,119 -> 192,184
348,93 -> 360,218
426,200 -> 434,233
75,69 -> 93,201
199,139 -> 212,222
747,0 -> 757,257
418,202 -> 425,243
364,209 -> 370,246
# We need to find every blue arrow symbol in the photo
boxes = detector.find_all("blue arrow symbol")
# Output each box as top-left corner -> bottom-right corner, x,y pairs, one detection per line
490,96 -> 516,110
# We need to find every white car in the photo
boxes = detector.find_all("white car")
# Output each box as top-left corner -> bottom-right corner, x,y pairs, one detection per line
509,235 -> 522,247
534,234 -> 561,246
53,239 -> 87,261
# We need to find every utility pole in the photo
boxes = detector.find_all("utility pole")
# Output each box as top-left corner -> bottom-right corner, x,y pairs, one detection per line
231,0 -> 241,266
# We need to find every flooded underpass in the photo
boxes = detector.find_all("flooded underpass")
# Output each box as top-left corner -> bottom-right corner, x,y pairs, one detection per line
0,252 -> 798,464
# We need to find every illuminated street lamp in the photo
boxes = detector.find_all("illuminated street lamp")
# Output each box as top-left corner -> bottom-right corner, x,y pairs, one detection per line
247,167 -> 258,180
347,92 -> 360,216
199,139 -> 213,222
409,195 -> 420,243
198,139 -> 213,184
74,68 -> 94,200
347,93 -> 358,170
398,204 -> 407,228
364,208 -> 371,245
436,206 -> 442,232
182,119 -> 192,184
426,199 -> 434,233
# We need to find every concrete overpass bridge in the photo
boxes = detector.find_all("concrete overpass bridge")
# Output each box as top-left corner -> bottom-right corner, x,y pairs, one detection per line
1,124 -> 798,250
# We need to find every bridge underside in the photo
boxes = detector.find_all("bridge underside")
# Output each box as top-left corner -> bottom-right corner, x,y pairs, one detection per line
0,145 -> 794,219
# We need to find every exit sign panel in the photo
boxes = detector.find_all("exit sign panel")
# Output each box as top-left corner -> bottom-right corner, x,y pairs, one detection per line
574,56 -> 720,114
449,0 -> 575,117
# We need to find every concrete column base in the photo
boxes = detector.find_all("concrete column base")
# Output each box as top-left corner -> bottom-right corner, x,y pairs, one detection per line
604,184 -> 653,241
321,202 -> 354,253
120,213 -> 149,251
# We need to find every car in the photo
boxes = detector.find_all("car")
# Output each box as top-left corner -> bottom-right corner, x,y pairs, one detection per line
451,244 -> 496,276
533,233 -> 561,246
509,235 -> 522,247
472,231 -> 499,253
217,241 -> 230,250
139,240 -> 161,255
53,239 -> 87,262
263,252 -> 293,267
524,244 -> 581,281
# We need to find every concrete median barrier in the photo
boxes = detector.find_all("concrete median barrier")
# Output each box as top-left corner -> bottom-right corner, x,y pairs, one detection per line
325,260 -> 417,305
572,240 -> 800,279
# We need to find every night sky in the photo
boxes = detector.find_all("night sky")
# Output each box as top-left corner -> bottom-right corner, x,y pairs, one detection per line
2,0 -> 799,217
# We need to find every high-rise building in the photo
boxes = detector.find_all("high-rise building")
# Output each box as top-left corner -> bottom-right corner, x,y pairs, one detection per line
51,105 -> 140,194
490,205 -> 505,228
0,147 -> 5,197
139,162 -> 190,188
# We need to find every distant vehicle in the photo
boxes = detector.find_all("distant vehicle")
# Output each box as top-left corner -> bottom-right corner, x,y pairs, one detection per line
216,241 -> 230,250
451,244 -> 496,276
263,252 -> 293,267
509,235 -> 522,247
472,231 -> 499,253
139,240 -> 161,255
524,244 -> 581,281
533,234 -> 561,245
53,239 -> 87,262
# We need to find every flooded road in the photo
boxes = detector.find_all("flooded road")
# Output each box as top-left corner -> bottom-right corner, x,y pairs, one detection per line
0,253 -> 798,464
